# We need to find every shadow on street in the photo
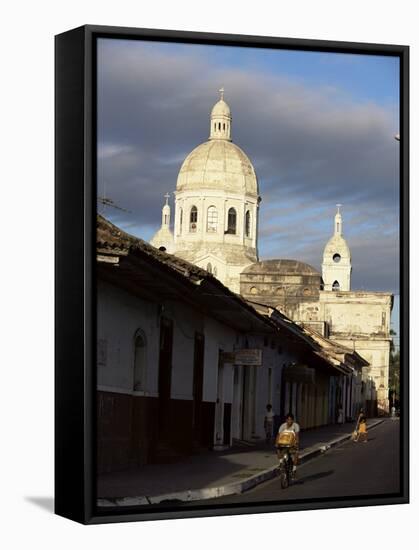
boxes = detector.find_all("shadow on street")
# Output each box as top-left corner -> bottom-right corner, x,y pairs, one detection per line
292,469 -> 334,485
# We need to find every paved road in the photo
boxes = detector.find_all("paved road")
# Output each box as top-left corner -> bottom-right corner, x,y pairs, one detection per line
198,419 -> 400,505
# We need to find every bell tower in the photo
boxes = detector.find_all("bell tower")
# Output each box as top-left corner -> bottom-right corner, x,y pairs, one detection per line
209,88 -> 232,141
322,205 -> 352,291
150,193 -> 174,253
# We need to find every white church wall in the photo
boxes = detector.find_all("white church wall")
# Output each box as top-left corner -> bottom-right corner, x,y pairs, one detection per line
320,291 -> 392,337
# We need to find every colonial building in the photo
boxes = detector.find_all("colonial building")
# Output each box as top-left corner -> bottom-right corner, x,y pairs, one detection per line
151,92 -> 393,415
97,215 -> 364,476
240,211 -> 392,415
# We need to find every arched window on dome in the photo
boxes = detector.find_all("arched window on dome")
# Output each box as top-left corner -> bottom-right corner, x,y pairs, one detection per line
226,207 -> 237,234
218,123 -> 221,131
245,210 -> 251,237
190,206 -> 198,232
207,206 -> 218,233
179,208 -> 183,234
133,329 -> 147,391
332,280 -> 340,291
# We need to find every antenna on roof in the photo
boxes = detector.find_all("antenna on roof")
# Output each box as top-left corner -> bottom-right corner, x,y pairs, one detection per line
97,180 -> 131,214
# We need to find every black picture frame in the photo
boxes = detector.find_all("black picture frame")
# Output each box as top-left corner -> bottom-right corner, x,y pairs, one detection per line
55,24 -> 409,525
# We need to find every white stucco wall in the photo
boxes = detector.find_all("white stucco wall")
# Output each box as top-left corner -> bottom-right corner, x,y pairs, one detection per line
97,279 -> 239,404
97,280 -> 160,396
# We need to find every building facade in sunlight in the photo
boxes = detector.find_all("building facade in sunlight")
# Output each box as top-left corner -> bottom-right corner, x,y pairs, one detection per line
150,93 -> 393,415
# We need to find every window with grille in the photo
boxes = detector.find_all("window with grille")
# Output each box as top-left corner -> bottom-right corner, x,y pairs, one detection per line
207,205 -> 218,232
190,206 -> 198,232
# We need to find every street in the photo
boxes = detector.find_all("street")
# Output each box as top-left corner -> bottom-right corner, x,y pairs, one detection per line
195,419 -> 400,505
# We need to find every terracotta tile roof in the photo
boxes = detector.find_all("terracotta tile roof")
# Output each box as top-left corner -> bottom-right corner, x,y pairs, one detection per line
97,214 -> 211,280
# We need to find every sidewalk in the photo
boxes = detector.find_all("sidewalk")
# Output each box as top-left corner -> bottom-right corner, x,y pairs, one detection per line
97,418 -> 384,507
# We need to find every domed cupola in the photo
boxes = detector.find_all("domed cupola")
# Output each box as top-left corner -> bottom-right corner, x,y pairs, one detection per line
209,88 -> 232,141
322,205 -> 352,292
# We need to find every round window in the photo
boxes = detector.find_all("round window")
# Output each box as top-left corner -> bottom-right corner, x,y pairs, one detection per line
250,286 -> 258,295
333,253 -> 341,263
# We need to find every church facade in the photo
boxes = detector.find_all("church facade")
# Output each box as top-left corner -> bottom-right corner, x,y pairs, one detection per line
151,92 -> 393,415
151,89 -> 259,293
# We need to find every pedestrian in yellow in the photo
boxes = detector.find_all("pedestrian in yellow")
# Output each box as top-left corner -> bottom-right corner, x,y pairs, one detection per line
355,410 -> 368,443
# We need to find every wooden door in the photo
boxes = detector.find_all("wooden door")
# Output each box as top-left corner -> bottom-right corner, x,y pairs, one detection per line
192,333 -> 204,445
158,317 -> 173,435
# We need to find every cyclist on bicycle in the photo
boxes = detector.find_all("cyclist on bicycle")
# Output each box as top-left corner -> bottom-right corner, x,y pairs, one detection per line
276,413 -> 300,479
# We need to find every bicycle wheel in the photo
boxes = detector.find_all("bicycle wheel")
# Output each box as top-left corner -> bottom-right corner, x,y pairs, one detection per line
280,463 -> 289,488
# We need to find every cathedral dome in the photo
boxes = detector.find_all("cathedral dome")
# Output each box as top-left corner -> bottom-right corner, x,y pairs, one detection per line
243,259 -> 320,276
176,139 -> 258,196
173,91 -> 260,293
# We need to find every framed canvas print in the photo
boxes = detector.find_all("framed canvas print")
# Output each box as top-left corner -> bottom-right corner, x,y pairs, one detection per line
55,25 -> 409,524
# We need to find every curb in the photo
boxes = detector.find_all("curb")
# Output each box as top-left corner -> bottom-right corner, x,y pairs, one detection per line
97,419 -> 385,508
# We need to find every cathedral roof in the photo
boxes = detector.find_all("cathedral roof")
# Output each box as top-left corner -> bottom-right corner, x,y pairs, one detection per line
176,91 -> 258,197
211,98 -> 231,117
323,233 -> 351,258
176,138 -> 258,196
242,259 -> 320,276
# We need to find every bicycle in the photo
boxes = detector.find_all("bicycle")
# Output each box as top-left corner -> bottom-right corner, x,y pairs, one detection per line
277,446 -> 294,489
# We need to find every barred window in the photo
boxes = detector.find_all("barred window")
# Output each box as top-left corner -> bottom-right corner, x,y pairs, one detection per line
207,205 -> 218,232
190,206 -> 198,232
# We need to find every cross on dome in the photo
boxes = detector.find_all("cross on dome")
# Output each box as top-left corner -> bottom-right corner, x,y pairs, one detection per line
219,87 -> 225,100
164,192 -> 170,206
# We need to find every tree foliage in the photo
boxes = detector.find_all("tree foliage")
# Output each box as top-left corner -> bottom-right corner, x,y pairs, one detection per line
389,329 -> 400,406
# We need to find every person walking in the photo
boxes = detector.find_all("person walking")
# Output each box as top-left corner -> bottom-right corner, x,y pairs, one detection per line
264,404 -> 274,444
355,409 -> 368,443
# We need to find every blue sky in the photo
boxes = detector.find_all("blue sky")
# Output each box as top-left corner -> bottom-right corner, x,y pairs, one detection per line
138,41 -> 399,108
97,38 -> 400,335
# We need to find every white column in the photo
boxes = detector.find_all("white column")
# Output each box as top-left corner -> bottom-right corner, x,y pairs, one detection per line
200,197 -> 205,236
